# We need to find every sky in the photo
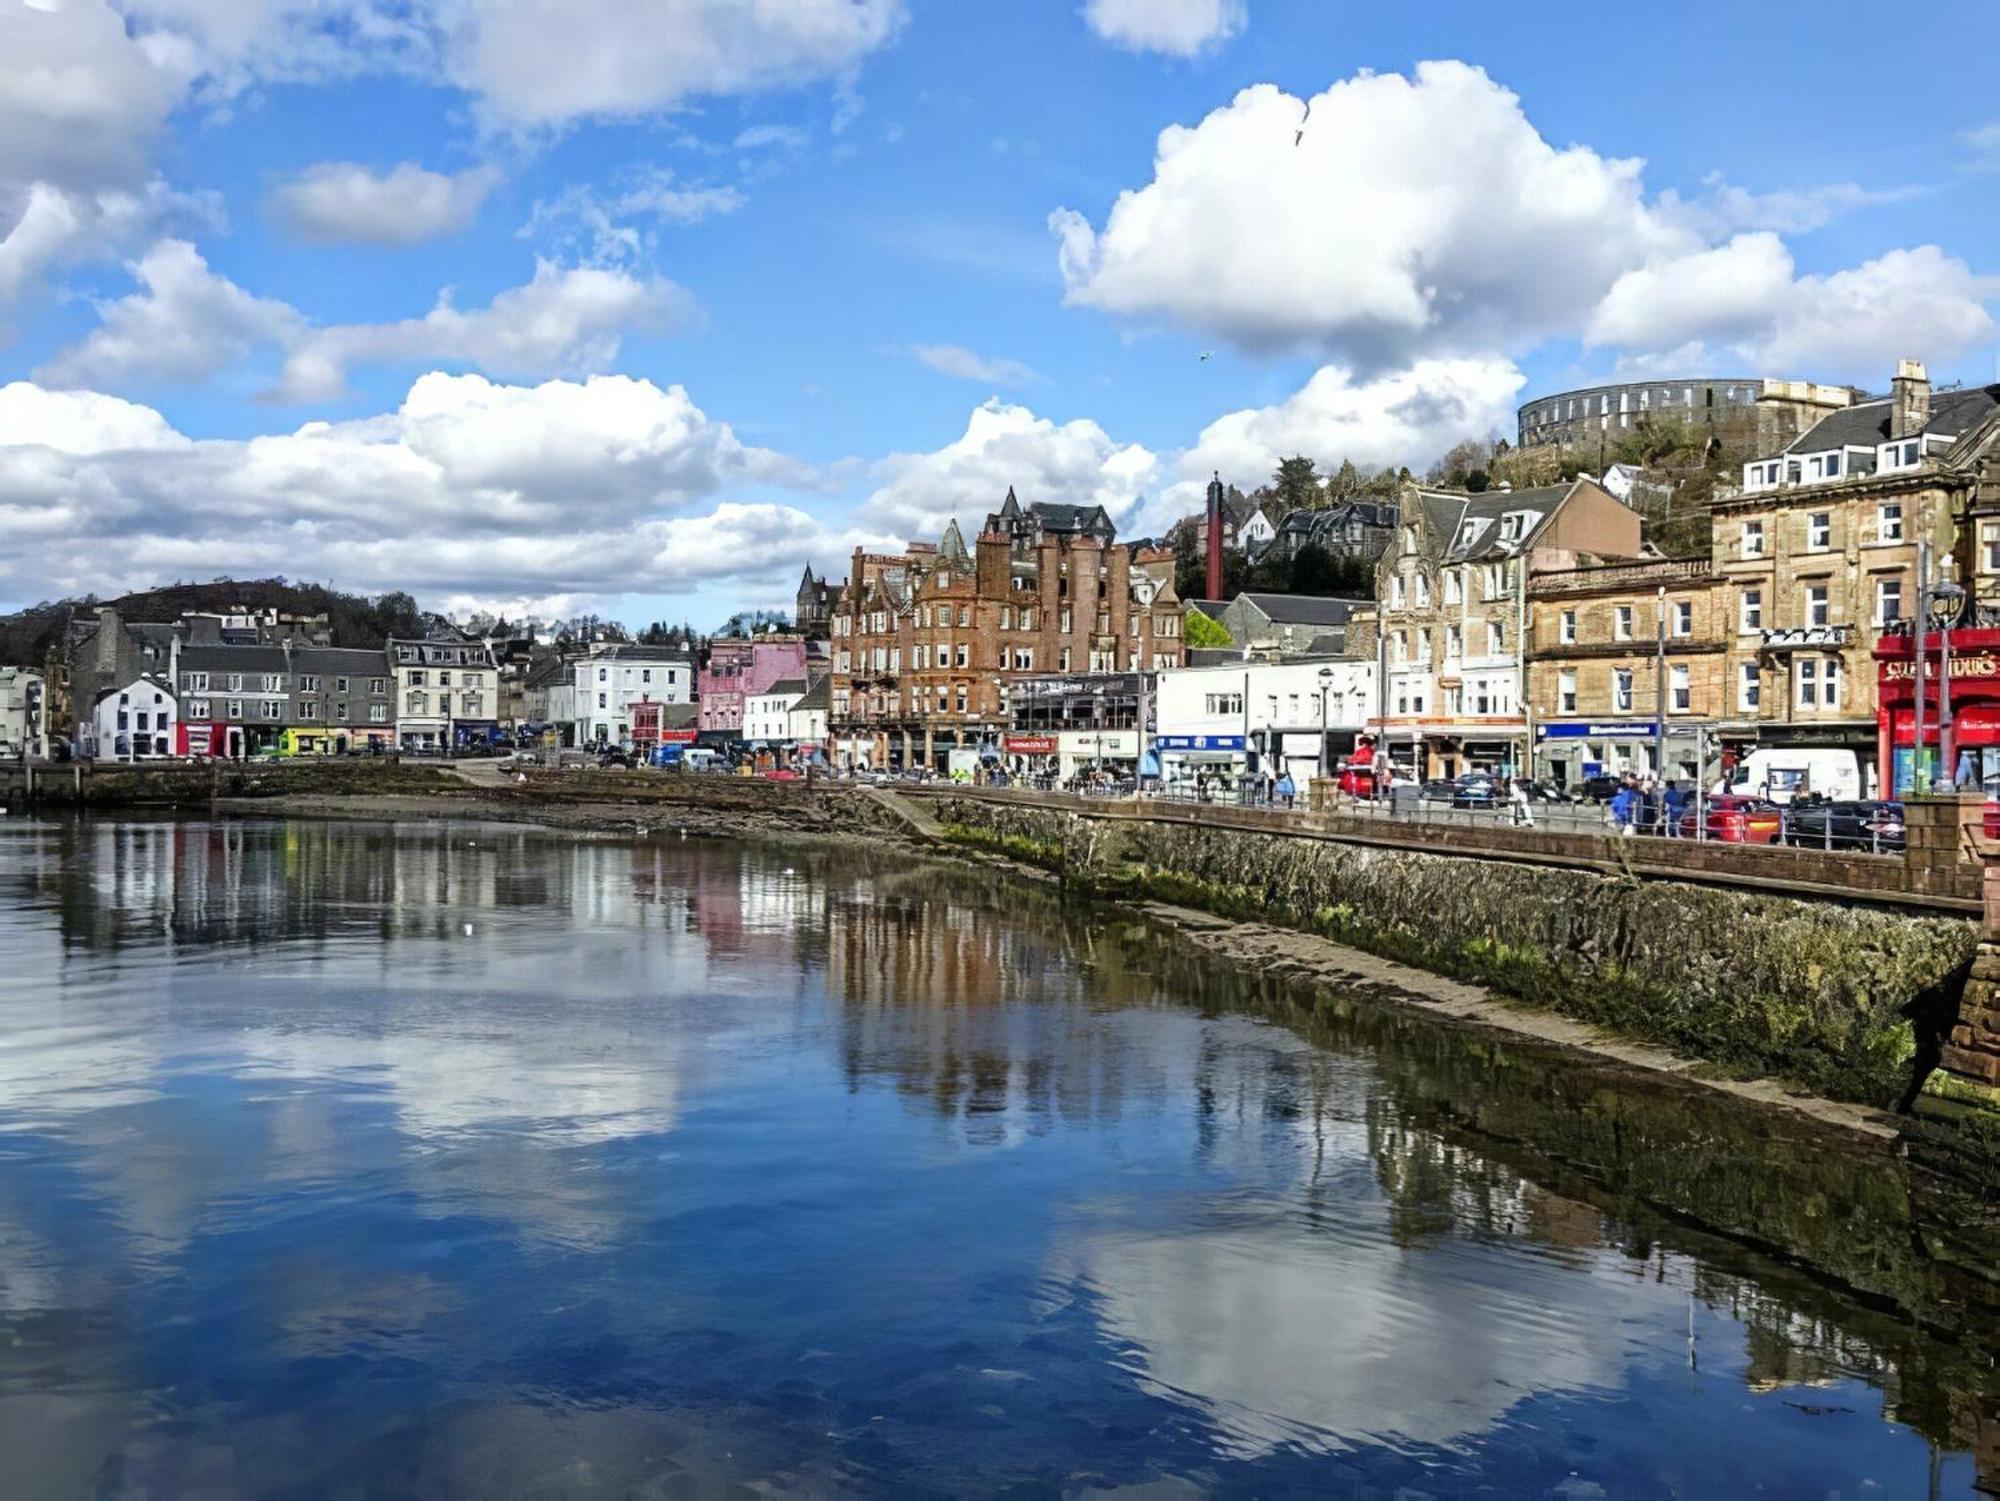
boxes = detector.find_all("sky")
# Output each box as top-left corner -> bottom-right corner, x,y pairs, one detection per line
4,0 -> 1999,631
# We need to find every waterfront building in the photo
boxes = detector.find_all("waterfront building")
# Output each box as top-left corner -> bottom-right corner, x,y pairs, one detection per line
1716,360 -> 2000,785
83,673 -> 177,762
174,642 -> 292,757
1004,671 -> 1149,781
0,667 -> 43,758
1364,477 -> 1641,778
1517,376 -> 1856,463
1213,592 -> 1369,658
828,497 -> 1185,771
1525,557 -> 1728,787
1152,657 -> 1374,791
389,629 -> 499,752
744,678 -> 807,748
573,644 -> 693,748
279,647 -> 396,754
698,635 -> 808,737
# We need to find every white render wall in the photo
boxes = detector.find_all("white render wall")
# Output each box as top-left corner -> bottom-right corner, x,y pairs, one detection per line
574,655 -> 690,746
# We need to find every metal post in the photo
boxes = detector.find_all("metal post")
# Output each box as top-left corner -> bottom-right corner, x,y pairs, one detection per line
1941,599 -> 1956,789
1913,539 -> 1930,794
1655,584 -> 1667,791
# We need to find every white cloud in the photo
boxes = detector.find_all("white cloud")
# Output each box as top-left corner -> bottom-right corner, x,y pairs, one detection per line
734,123 -> 809,152
38,241 -> 689,399
1965,121 -> 2000,162
1082,0 -> 1245,57
864,399 -> 1157,540
1052,63 -> 1681,365
1588,237 -> 1996,379
1172,358 -> 1524,516
1654,174 -> 1920,238
521,170 -> 746,270
907,343 -> 1041,387
0,371 -> 834,607
270,160 -> 500,245
431,0 -> 907,129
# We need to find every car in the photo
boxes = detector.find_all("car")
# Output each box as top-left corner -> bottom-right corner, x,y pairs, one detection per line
1782,799 -> 1904,852
1577,774 -> 1623,803
1418,778 -> 1458,803
596,750 -> 633,770
765,768 -> 801,782
1334,764 -> 1381,800
1680,794 -> 1783,844
1450,774 -> 1500,809
1517,778 -> 1575,804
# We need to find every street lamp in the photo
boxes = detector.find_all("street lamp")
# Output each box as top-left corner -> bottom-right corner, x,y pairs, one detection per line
1317,665 -> 1336,781
1927,576 -> 1967,791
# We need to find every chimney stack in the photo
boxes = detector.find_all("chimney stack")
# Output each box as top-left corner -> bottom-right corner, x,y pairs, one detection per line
1204,472 -> 1225,604
1891,358 -> 1931,440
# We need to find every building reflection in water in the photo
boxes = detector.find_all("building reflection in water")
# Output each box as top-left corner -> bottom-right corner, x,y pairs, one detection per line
0,815 -> 1992,1494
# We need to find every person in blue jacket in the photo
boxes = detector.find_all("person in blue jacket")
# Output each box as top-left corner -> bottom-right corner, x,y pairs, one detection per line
1609,780 -> 1638,836
1662,779 -> 1689,837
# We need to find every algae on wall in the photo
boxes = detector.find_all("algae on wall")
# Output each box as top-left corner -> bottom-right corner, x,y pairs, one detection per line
937,799 -> 1979,1108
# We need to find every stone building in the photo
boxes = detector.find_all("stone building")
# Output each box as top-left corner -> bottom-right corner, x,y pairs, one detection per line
1525,557 -> 1727,786
1517,376 -> 1857,463
828,499 -> 1185,770
1367,477 -> 1642,778
697,635 -> 807,736
795,565 -> 840,638
1716,360 -> 2000,787
388,629 -> 499,752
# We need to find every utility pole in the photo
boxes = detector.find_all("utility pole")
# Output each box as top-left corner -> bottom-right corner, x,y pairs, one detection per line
1914,539 -> 1930,793
1654,584 -> 1667,781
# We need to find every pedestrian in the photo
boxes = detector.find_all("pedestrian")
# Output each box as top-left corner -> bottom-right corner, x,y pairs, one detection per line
1276,770 -> 1296,809
1610,779 -> 1637,836
1510,777 -> 1534,828
1663,779 -> 1688,838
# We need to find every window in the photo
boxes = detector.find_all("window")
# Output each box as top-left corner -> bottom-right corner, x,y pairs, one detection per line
261,675 -> 282,693
187,699 -> 209,719
1614,605 -> 1633,640
1613,669 -> 1633,712
1807,512 -> 1830,549
1823,656 -> 1842,709
1797,658 -> 1818,708
1204,693 -> 1244,715
1826,454 -> 1841,477
1446,624 -> 1463,658
958,606 -> 970,627
369,678 -> 386,694
1670,665 -> 1690,713
226,673 -> 243,692
334,677 -> 349,693
955,644 -> 969,668
1486,621 -> 1504,655
1806,584 -> 1829,627
409,670 -> 426,687
1559,609 -> 1576,644
1741,521 -> 1765,558
1739,663 -> 1760,711
1443,571 -> 1462,605
1392,630 -> 1408,665
262,700 -> 281,720
186,672 -> 209,692
299,702 -> 319,720
1876,577 -> 1904,625
1413,573 -> 1430,606
1741,588 -> 1762,633
299,675 -> 320,693
1558,670 -> 1577,714
227,699 -> 244,720
1059,609 -> 1072,633
1672,600 -> 1692,638
641,669 -> 652,684
1391,575 -> 1406,608
369,705 -> 387,723
1878,503 -> 1904,543
597,692 -> 607,709
439,671 -> 451,687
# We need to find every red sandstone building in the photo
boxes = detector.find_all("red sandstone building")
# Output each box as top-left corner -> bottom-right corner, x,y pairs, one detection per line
829,492 -> 1185,770
1874,623 -> 2000,793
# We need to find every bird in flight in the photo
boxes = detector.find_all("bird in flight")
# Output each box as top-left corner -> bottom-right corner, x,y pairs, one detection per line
1295,98 -> 1312,146
1199,351 -> 1213,362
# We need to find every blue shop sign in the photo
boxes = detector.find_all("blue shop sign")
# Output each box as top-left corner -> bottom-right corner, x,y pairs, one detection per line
1539,720 -> 1659,739
1156,734 -> 1246,752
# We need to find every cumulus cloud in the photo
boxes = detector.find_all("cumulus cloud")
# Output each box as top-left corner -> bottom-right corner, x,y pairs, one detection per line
907,343 -> 1041,387
863,398 -> 1157,540
38,240 -> 689,399
1588,237 -> 1996,378
430,0 -> 907,129
270,160 -> 500,245
1082,0 -> 1244,56
0,371 -> 834,608
1052,60 -> 1994,378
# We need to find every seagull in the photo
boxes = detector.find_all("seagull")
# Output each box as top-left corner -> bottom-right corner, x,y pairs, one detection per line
1295,98 -> 1311,147
1199,351 -> 1213,362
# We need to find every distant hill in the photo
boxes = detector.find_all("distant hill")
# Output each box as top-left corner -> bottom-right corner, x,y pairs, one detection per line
0,578 -> 427,666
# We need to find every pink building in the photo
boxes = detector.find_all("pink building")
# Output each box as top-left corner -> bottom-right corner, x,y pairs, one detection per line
697,635 -> 807,734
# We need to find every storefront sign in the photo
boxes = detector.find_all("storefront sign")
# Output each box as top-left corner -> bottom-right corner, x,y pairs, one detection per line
1004,734 -> 1057,755
1538,721 -> 1660,739
1882,654 -> 2000,682
1760,625 -> 1852,651
656,728 -> 698,744
1156,734 -> 1245,752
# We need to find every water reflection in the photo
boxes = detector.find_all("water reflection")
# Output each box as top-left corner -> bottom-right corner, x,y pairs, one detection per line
0,816 -> 1993,1496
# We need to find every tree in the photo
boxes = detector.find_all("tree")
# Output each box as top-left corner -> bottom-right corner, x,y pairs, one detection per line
1184,608 -> 1232,648
1427,438 -> 1495,490
1271,455 -> 1322,511
1326,458 -> 1363,499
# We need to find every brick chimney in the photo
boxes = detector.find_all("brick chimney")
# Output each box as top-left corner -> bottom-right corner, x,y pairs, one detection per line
1891,358 -> 1931,440
1204,472 -> 1225,603
975,530 -> 1009,598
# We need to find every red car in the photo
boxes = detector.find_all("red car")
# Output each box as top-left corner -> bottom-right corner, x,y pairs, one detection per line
1679,795 -> 1783,843
765,768 -> 802,782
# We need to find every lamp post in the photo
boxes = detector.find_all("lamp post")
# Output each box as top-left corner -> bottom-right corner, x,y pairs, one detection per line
1927,576 -> 1967,790
1914,540 -> 1930,793
1317,665 -> 1336,781
1654,584 -> 1667,782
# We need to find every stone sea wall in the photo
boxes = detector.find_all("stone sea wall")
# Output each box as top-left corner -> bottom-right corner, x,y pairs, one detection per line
935,796 -> 1980,1109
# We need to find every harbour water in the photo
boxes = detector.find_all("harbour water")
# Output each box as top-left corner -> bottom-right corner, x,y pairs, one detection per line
0,816 -> 1993,1496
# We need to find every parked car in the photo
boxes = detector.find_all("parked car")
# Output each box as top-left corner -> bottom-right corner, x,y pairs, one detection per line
1577,774 -> 1623,803
1679,794 -> 1783,843
1781,799 -> 1905,852
765,768 -> 801,782
596,749 -> 632,770
1517,778 -> 1576,804
1418,778 -> 1458,804
1450,774 -> 1500,809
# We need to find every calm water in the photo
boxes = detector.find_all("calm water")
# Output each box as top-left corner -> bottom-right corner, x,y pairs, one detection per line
1,817 -> 1995,1498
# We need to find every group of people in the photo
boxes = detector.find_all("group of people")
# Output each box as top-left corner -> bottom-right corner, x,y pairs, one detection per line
1183,767 -> 1301,807
1605,775 -> 1691,836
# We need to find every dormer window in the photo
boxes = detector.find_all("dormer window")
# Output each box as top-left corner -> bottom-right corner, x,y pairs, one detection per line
1498,512 -> 1525,542
1456,521 -> 1478,549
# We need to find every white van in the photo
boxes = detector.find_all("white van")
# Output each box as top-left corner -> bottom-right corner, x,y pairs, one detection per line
1724,748 -> 1861,804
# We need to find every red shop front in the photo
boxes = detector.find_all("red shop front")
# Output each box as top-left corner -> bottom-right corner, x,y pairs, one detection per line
1874,626 -> 2000,792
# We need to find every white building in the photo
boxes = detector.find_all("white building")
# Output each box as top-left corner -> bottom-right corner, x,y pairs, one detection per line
86,674 -> 177,762
0,667 -> 42,758
745,678 -> 806,745
788,678 -> 830,750
390,631 -> 499,752
573,645 -> 692,748
1154,658 -> 1375,790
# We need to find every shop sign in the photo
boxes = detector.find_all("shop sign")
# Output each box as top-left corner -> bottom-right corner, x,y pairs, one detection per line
1760,625 -> 1852,651
1004,734 -> 1057,754
1883,654 -> 2000,682
656,728 -> 698,744
1539,721 -> 1660,739
1156,734 -> 1245,752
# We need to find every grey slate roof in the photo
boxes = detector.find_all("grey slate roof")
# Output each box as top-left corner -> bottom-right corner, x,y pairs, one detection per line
1234,593 -> 1366,627
760,677 -> 808,698
293,647 -> 388,675
1780,386 -> 2000,457
177,643 -> 291,673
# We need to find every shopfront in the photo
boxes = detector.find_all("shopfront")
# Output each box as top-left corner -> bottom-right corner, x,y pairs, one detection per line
1157,733 -> 1247,792
1537,719 -> 1707,785
1002,733 -> 1057,781
1056,728 -> 1138,781
1874,625 -> 2000,793
177,720 -> 246,759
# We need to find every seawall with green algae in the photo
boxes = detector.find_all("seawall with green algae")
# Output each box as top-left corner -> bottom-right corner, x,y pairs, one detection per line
936,797 -> 1981,1111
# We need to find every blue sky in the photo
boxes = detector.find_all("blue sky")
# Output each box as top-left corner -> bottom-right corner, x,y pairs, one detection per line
4,0 -> 1998,630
